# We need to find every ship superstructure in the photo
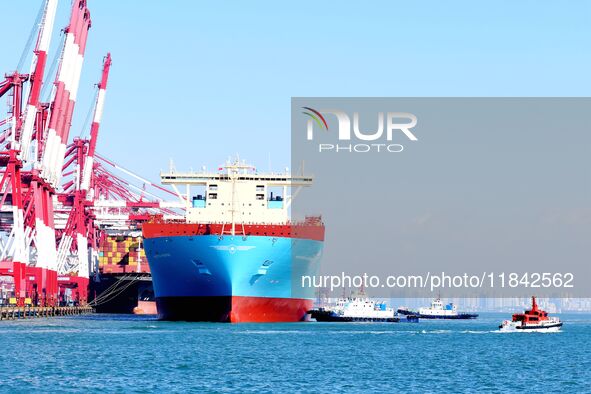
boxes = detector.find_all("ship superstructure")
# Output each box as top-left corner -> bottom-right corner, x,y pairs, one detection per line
335,297 -> 395,319
143,159 -> 324,322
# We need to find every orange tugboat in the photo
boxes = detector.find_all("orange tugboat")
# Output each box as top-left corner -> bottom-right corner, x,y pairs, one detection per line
499,296 -> 562,332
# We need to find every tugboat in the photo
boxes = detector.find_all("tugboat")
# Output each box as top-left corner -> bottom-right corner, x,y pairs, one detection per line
499,296 -> 562,332
309,297 -> 418,323
397,298 -> 478,319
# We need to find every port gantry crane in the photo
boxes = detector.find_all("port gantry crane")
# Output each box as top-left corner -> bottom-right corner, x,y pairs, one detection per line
0,0 -> 182,307
0,0 -> 65,307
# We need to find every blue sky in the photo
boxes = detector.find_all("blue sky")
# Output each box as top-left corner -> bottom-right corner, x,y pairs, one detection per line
1,0 -> 590,183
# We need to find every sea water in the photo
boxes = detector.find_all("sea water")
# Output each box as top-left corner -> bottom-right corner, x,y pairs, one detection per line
0,313 -> 589,393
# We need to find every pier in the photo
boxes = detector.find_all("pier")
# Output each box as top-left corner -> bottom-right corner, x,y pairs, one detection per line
0,306 -> 94,321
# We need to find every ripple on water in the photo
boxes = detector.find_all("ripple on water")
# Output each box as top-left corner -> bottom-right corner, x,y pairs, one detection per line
0,313 -> 587,392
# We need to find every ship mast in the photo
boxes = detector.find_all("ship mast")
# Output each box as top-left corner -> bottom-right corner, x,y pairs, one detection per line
229,159 -> 237,236
226,157 -> 254,236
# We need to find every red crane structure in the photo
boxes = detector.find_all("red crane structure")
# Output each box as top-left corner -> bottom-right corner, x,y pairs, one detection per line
0,0 -> 181,307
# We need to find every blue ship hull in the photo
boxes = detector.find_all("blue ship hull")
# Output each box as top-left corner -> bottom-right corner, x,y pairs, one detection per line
143,234 -> 323,322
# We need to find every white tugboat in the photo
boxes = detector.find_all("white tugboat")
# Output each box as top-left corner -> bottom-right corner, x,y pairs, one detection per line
499,297 -> 562,332
398,298 -> 478,319
309,296 -> 418,322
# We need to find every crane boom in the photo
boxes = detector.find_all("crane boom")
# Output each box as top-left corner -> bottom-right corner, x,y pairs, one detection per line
19,0 -> 58,162
41,0 -> 91,187
80,53 -> 111,192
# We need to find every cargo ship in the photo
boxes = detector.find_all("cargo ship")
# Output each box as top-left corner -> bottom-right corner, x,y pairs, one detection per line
499,296 -> 562,332
89,233 -> 157,315
398,297 -> 478,319
142,159 -> 324,322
